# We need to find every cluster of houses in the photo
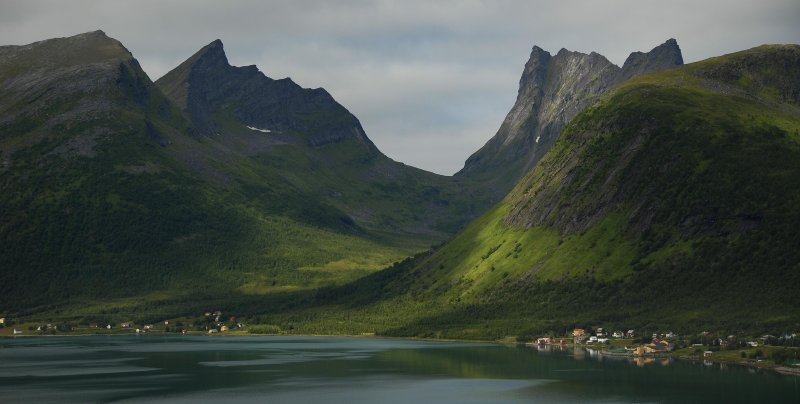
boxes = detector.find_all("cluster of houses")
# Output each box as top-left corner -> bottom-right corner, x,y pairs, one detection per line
204,311 -> 244,334
570,328 -> 638,344
531,328 -> 677,356
0,309 -> 247,336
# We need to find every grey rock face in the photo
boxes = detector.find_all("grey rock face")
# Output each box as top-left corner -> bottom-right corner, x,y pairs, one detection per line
619,38 -> 683,81
458,39 -> 683,201
156,40 -> 376,151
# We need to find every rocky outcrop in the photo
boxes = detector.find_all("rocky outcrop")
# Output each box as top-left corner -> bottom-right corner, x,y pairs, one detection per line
619,38 -> 683,81
156,40 -> 377,151
457,39 -> 683,201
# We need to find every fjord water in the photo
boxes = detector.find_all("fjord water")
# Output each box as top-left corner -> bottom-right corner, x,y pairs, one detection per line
0,336 -> 797,403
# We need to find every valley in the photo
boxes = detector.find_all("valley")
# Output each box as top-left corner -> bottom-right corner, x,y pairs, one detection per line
1,32 -> 798,346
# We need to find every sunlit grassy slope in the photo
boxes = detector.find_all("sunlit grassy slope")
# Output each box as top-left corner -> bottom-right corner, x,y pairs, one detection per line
245,44 -> 800,339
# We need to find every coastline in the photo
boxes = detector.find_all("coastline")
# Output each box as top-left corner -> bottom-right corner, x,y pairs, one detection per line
4,332 -> 799,376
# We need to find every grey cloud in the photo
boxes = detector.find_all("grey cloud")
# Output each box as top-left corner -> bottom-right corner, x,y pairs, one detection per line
0,0 -> 797,174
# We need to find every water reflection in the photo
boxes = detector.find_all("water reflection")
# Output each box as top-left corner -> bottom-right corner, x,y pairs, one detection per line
0,336 -> 796,403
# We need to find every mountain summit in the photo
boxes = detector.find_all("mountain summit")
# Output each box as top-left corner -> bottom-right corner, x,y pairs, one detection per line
457,39 -> 684,200
620,38 -> 683,81
156,39 -> 375,150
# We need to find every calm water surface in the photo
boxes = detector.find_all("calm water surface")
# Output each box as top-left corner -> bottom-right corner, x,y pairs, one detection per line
0,335 -> 797,403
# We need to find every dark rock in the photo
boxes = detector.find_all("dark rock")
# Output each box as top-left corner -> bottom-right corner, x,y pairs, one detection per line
156,40 -> 377,151
620,38 -> 683,81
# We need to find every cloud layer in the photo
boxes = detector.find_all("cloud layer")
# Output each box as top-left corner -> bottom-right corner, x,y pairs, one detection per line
1,0 -> 797,174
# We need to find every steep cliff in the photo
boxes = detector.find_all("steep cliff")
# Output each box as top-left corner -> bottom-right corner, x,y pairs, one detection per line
458,39 -> 683,201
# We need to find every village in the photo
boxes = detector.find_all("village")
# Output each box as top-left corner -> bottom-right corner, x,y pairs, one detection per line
0,311 -> 248,336
2,314 -> 799,371
525,326 -> 800,371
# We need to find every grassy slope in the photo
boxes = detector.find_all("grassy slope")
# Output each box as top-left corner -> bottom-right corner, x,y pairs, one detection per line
246,45 -> 800,339
0,34 -> 428,319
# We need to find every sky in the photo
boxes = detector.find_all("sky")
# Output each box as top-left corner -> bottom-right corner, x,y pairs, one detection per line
1,1 -> 798,175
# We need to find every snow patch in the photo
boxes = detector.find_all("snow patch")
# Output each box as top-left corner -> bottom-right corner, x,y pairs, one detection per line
246,125 -> 271,133
535,136 -> 541,143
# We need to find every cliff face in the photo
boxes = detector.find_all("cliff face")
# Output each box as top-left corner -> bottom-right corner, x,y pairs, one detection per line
457,39 -> 683,201
156,40 -> 376,150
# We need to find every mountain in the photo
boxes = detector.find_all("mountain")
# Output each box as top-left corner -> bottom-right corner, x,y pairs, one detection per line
257,44 -> 800,339
0,32 -> 485,316
457,39 -> 683,201
156,39 -> 375,149
155,39 -> 489,238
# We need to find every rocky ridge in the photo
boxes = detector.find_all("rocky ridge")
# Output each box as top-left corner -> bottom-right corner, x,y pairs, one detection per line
457,39 -> 684,201
156,40 -> 376,150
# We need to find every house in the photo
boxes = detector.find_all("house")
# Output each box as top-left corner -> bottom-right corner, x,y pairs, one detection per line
220,325 -> 229,332
143,324 -> 153,330
13,329 -> 23,335
645,340 -> 674,353
572,329 -> 587,337
106,324 -> 112,329
536,337 -> 552,345
121,322 -> 132,329
626,330 -> 636,338
704,351 -> 713,358
612,331 -> 624,338
574,334 -> 588,344
747,341 -> 759,347
597,338 -> 609,344
89,323 -> 99,328
633,346 -> 646,356
596,327 -> 605,337
164,321 -> 169,325
588,336 -> 598,343
719,339 -> 729,349
0,317 -> 5,325
665,332 -> 675,339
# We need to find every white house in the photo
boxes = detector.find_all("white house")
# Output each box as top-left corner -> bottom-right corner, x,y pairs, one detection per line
612,331 -> 624,338
597,338 -> 609,344
13,329 -> 22,335
588,336 -> 598,343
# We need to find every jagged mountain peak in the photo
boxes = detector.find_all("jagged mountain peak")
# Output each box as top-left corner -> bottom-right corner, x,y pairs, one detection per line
458,39 -> 684,201
193,39 -> 227,63
156,40 -> 376,149
620,38 -> 683,81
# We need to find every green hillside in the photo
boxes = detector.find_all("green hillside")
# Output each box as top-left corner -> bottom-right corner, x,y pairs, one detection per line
0,32 -> 486,319
249,44 -> 800,339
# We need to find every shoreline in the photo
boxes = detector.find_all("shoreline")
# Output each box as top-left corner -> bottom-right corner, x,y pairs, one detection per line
4,332 -> 799,376
674,354 -> 800,376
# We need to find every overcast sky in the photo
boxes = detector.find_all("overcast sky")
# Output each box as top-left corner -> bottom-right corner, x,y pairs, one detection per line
1,1 -> 798,175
